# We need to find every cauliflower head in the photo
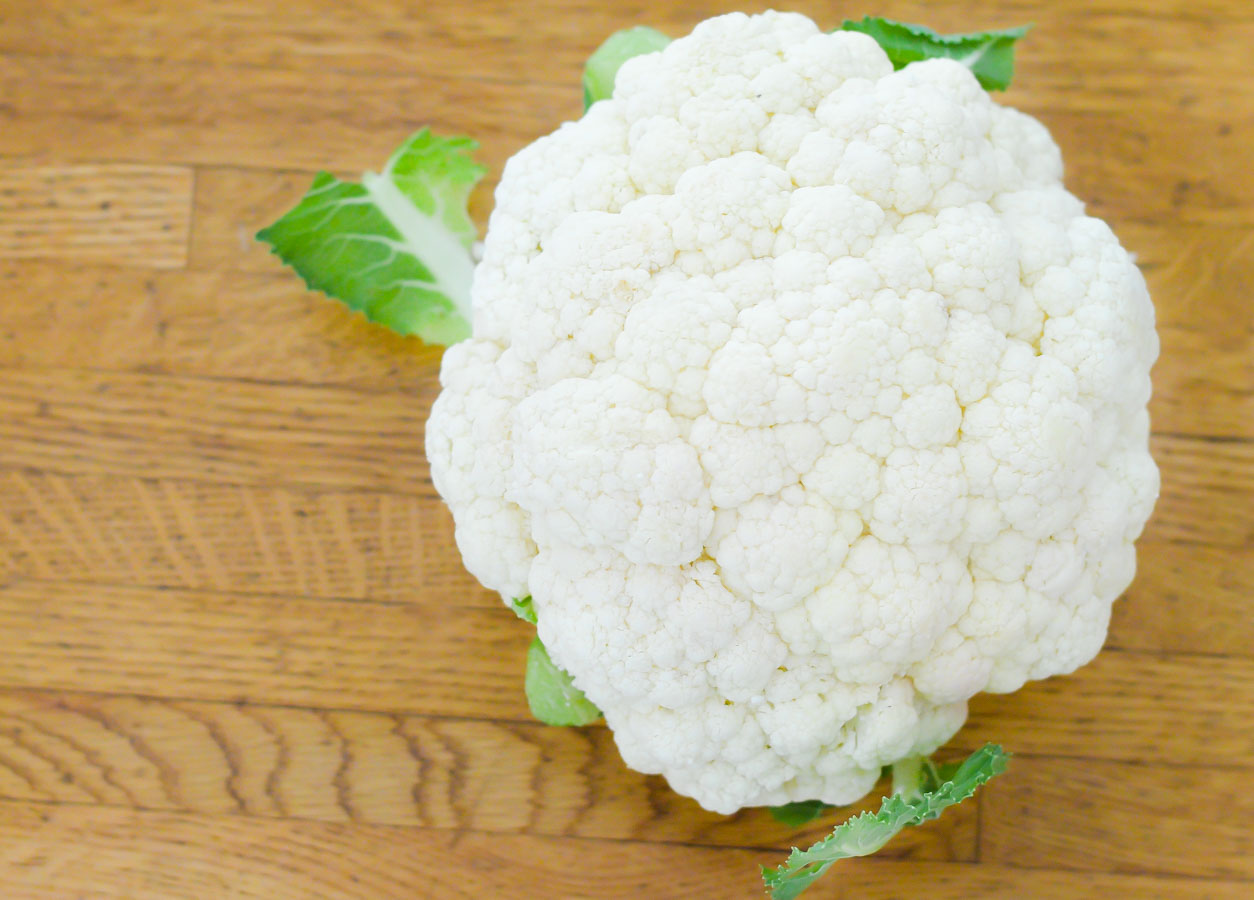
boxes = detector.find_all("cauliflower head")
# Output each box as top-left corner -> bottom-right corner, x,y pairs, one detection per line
426,10 -> 1159,815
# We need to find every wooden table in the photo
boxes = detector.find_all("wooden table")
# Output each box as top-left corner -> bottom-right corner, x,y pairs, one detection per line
0,1 -> 1250,897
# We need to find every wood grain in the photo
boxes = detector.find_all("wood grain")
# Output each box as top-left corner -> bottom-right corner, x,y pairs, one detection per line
5,800 -> 1243,900
0,580 -> 531,720
4,1 -> 1251,117
0,165 -> 191,268
1132,224 -> 1254,441
0,53 -> 1250,227
2,0 -> 1251,895
1,237 -> 1247,437
0,263 -> 445,388
0,471 -> 484,603
0,367 -> 437,494
2,579 -> 1251,770
1107,541 -> 1254,656
4,470 -> 1248,657
1148,436 -> 1254,547
982,756 -> 1254,880
0,800 -> 770,900
844,864 -> 1254,900
963,650 -> 1254,766
0,688 -> 973,858
0,52 -> 563,181
1,369 -> 1249,535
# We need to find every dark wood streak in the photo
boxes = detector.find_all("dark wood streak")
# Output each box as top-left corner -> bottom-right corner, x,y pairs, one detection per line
5,709 -> 125,805
65,701 -> 186,810
322,710 -> 358,823
247,704 -> 291,819
0,745 -> 51,796
392,713 -> 433,828
173,701 -> 247,813
568,724 -> 603,836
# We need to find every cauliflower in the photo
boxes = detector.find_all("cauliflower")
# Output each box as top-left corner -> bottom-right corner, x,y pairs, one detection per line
423,11 -> 1159,815
261,8 -> 1158,834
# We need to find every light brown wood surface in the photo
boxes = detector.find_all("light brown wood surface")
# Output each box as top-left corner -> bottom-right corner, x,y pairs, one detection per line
1,1 -> 1250,897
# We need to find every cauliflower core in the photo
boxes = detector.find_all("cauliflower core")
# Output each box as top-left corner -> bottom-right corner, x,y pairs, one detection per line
427,11 -> 1159,814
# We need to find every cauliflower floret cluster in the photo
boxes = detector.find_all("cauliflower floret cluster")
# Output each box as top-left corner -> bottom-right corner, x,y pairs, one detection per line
427,11 -> 1159,814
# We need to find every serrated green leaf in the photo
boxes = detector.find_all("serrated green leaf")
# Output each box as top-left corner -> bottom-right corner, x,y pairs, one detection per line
508,595 -> 537,625
839,17 -> 1031,91
768,800 -> 829,828
524,636 -> 601,727
257,128 -> 485,345
762,744 -> 1010,900
932,759 -> 964,786
582,26 -> 671,110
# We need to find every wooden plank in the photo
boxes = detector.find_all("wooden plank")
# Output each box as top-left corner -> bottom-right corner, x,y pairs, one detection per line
0,53 -> 1249,226
962,650 -> 1253,767
188,167 -> 322,272
0,240 -> 1245,440
2,366 -> 1247,542
0,799 -> 1246,900
0,799 -> 767,899
2,0 -> 1251,117
0,53 -> 564,180
1039,109 -> 1247,228
0,367 -> 437,495
0,470 -> 483,604
3,470 -> 1246,654
848,864 -> 1254,899
7,202 -> 1238,440
0,164 -> 191,269
848,863 -> 1253,899
982,756 -> 1254,881
1126,223 -> 1254,442
1108,541 -> 1254,656
0,688 -> 973,859
0,580 -> 532,721
1147,435 -> 1254,548
0,264 -> 445,389
1,579 -> 1250,765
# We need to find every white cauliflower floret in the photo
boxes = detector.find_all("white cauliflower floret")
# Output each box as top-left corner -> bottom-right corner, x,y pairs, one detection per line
507,375 -> 713,567
426,11 -> 1159,815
